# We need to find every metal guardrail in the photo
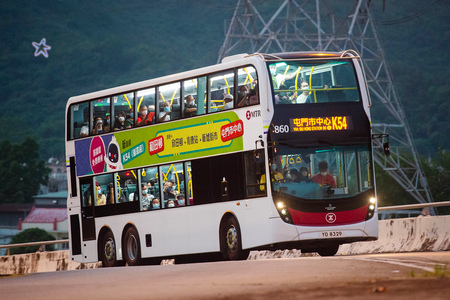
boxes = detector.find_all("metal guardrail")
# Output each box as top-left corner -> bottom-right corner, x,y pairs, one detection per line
0,239 -> 69,256
378,201 -> 450,212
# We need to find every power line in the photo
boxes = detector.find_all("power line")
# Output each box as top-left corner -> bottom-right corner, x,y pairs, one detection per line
376,0 -> 445,25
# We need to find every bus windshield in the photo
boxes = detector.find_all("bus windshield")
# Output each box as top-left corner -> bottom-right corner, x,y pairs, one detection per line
268,59 -> 360,104
270,144 -> 372,200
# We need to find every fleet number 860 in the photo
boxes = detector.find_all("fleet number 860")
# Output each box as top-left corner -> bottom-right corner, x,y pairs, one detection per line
273,125 -> 289,133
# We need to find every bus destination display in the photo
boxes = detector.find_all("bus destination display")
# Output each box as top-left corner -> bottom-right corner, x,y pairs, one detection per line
289,116 -> 353,132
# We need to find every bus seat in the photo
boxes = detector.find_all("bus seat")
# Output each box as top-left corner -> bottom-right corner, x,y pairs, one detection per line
127,185 -> 136,195
326,89 -> 346,102
73,121 -> 83,138
314,90 -> 328,103
171,104 -> 181,120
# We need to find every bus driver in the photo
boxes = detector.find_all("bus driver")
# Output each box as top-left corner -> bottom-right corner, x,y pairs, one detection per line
312,161 -> 336,188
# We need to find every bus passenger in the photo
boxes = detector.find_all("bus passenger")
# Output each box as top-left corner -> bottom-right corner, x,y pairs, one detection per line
296,81 -> 311,104
238,84 -> 259,107
167,200 -> 175,208
125,108 -> 134,128
237,86 -> 249,103
282,170 -> 291,182
290,169 -> 300,183
104,114 -> 111,133
97,186 -> 106,205
106,183 -> 115,204
113,111 -> 127,131
137,105 -> 154,126
80,116 -> 90,137
159,101 -> 171,122
93,116 -> 103,135
312,161 -> 336,188
151,198 -> 160,210
223,94 -> 234,110
185,95 -> 197,117
163,181 -> 176,200
141,183 -> 154,211
299,166 -> 312,183
177,194 -> 186,206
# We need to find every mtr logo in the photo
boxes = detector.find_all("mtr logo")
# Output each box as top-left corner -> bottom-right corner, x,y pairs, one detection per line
246,109 -> 261,120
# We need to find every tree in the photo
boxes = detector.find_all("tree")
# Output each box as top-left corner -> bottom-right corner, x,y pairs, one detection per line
0,137 -> 50,204
375,164 -> 416,207
422,149 -> 450,215
9,228 -> 55,255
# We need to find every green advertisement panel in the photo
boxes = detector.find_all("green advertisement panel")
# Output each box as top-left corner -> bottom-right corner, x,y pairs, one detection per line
75,111 -> 244,176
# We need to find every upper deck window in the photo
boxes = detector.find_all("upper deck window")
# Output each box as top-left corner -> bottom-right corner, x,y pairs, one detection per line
269,60 -> 360,105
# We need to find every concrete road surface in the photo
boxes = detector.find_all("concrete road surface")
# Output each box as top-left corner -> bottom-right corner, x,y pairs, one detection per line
1,252 -> 449,299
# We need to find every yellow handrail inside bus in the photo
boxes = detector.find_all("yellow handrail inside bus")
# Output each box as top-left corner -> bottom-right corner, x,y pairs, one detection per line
137,96 -> 144,111
294,67 -> 303,90
160,92 -> 166,102
309,66 -> 316,103
187,165 -> 193,198
131,170 -> 137,179
281,65 -> 290,85
162,165 -> 172,182
170,90 -> 177,107
243,68 -> 254,88
192,79 -> 197,88
116,174 -> 121,199
222,75 -> 230,94
172,164 -> 181,194
123,94 -> 132,109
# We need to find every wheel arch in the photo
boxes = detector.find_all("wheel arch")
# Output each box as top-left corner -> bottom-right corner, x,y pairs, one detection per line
219,211 -> 240,254
97,225 -> 114,260
121,222 -> 140,251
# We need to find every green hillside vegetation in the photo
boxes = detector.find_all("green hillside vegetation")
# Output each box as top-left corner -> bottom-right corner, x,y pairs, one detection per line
0,0 -> 449,208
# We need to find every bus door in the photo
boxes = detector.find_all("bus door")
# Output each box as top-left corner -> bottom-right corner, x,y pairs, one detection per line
160,163 -> 189,255
80,177 -> 96,241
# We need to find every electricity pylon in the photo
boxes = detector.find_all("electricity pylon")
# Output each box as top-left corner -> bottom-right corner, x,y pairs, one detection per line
218,0 -> 434,209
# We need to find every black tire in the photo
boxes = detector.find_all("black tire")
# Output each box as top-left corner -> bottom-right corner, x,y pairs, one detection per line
123,226 -> 141,266
101,231 -> 117,267
317,244 -> 339,257
222,217 -> 249,260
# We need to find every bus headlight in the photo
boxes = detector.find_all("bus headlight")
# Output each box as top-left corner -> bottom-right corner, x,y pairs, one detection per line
366,197 -> 376,220
274,200 -> 293,224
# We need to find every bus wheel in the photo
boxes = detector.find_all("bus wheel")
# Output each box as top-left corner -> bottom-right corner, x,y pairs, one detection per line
222,217 -> 248,260
101,231 -> 117,267
123,226 -> 141,266
317,245 -> 339,257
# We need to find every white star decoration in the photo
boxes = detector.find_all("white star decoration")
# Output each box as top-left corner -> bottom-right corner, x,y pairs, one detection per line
32,38 -> 51,58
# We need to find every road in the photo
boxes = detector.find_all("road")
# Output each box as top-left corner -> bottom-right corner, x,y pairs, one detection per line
1,252 -> 449,299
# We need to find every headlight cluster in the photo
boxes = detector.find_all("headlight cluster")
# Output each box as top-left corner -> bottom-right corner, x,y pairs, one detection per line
276,201 -> 293,224
366,197 -> 377,220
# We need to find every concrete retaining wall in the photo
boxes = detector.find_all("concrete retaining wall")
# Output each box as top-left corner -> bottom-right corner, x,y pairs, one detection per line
1,216 -> 450,274
0,250 -> 100,275
249,215 -> 450,259
338,215 -> 450,255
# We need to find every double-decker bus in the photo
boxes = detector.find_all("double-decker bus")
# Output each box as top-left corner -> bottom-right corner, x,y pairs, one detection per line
66,50 -> 378,267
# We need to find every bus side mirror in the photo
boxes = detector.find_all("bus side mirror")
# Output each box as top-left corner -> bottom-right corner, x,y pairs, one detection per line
383,141 -> 390,157
372,133 -> 390,157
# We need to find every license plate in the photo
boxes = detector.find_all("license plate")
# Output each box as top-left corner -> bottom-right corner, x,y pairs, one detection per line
321,231 -> 343,238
